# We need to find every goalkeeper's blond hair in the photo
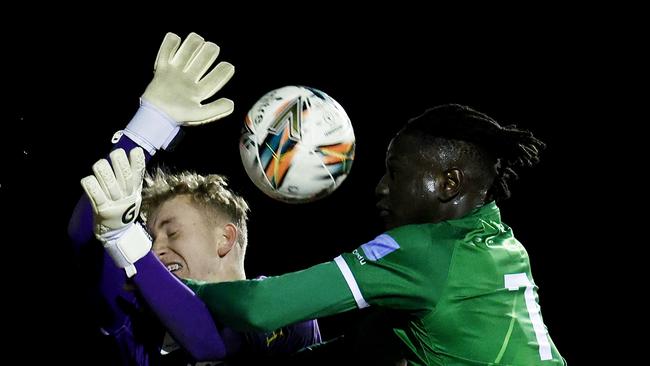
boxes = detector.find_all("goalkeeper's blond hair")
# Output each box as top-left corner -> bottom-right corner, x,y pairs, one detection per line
141,168 -> 250,250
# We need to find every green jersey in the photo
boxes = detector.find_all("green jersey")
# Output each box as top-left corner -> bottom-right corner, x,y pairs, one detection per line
187,202 -> 564,365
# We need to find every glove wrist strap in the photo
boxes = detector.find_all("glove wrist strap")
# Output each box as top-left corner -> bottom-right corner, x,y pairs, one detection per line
124,98 -> 180,155
102,223 -> 152,278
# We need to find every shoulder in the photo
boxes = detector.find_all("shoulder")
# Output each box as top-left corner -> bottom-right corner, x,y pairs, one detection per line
357,224 -> 458,274
383,222 -> 461,252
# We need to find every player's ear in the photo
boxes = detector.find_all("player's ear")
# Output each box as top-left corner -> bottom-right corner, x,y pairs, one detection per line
217,223 -> 238,257
439,168 -> 463,202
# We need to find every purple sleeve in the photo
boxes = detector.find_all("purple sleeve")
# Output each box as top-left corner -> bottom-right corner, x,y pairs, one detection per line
67,135 -> 152,334
109,316 -> 162,366
247,319 -> 322,355
133,252 -> 227,361
68,133 -> 228,362
238,277 -> 322,355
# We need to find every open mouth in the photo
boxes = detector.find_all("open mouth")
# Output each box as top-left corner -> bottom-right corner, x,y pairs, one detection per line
165,263 -> 183,273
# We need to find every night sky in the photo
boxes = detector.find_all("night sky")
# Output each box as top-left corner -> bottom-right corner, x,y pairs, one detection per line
6,15 -> 610,364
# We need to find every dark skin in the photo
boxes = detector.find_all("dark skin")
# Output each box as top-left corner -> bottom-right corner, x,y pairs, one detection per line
375,132 -> 489,230
372,131 -> 491,364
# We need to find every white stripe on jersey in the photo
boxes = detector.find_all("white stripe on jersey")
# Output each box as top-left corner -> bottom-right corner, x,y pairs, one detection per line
334,256 -> 370,309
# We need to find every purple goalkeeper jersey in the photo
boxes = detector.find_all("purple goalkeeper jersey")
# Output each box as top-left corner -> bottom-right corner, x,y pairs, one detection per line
68,132 -> 321,365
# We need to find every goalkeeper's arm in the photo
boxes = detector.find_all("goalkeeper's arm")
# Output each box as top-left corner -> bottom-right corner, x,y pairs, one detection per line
68,31 -> 236,359
68,31 -> 234,248
68,134 -> 151,249
82,147 -> 228,360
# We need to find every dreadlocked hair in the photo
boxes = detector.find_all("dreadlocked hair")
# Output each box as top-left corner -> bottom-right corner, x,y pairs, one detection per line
141,168 -> 250,249
401,104 -> 545,202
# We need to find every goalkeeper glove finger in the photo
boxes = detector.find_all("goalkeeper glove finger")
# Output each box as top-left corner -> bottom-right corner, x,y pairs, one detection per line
81,147 -> 150,277
124,32 -> 235,154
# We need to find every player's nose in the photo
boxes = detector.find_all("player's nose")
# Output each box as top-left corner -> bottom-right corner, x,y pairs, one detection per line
152,238 -> 168,258
375,174 -> 389,197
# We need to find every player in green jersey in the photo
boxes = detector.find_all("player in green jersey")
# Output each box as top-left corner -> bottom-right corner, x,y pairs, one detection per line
184,104 -> 565,365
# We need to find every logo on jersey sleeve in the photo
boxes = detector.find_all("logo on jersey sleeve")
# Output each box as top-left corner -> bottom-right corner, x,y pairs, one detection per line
360,234 -> 400,261
266,329 -> 285,347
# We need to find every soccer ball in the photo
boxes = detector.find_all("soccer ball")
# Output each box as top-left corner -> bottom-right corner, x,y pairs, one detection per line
239,86 -> 355,203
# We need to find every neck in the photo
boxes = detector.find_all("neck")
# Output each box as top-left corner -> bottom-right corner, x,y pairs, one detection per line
439,191 -> 487,221
219,260 -> 246,281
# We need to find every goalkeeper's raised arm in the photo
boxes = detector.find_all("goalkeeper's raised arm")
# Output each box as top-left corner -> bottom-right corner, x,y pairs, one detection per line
68,32 -> 236,364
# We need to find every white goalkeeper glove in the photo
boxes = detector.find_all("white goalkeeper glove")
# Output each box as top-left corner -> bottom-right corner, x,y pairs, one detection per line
123,32 -> 235,154
81,147 -> 151,278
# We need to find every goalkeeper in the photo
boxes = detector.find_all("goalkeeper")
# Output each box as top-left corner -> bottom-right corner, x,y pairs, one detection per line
68,32 -> 320,365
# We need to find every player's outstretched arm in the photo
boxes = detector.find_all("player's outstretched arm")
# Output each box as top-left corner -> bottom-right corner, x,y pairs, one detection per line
68,31 -> 235,247
67,31 -> 236,360
185,232 -> 440,333
81,148 -> 227,360
80,148 -> 149,278
185,261 -> 358,333
132,252 -> 228,360
124,31 -> 235,155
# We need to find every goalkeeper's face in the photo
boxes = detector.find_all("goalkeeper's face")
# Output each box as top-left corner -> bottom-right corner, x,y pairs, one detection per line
146,194 -> 240,282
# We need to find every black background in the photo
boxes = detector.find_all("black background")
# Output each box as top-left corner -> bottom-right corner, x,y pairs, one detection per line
5,12 -> 615,364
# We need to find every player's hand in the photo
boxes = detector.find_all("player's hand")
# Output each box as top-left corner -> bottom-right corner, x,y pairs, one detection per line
142,32 -> 235,126
82,148 -> 145,234
81,148 -> 151,277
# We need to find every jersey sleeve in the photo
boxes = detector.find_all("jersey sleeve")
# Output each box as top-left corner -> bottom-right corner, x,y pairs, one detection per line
335,224 -> 455,311
242,319 -> 322,356
132,252 -> 227,361
67,131 -> 230,362
67,133 -> 154,334
184,225 -> 454,333
63,133 -> 158,366
185,261 -> 358,332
